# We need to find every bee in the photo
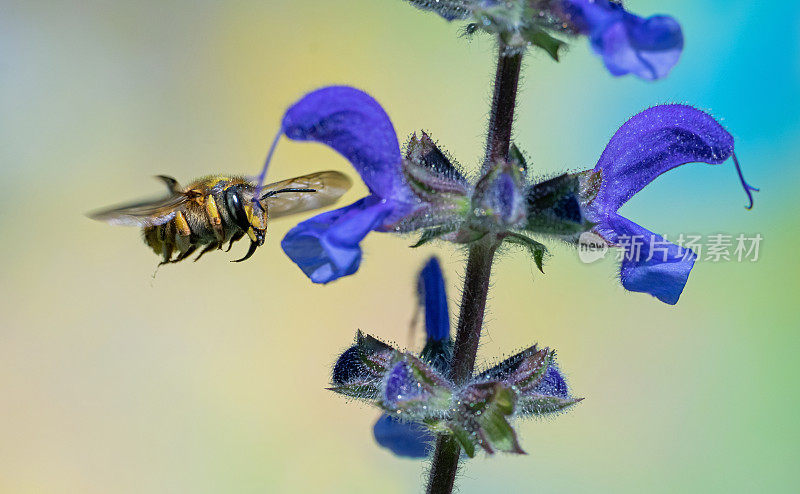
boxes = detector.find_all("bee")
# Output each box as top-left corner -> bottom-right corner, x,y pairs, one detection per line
90,171 -> 352,263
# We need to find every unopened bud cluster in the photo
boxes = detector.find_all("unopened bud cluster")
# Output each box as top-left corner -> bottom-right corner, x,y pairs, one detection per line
331,332 -> 581,456
398,132 -> 595,272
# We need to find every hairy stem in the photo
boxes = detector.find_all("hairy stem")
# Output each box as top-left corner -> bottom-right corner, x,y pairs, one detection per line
426,46 -> 522,494
484,50 -> 523,168
449,240 -> 499,385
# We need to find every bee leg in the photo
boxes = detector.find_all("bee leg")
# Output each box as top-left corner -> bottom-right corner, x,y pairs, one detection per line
175,236 -> 192,259
193,243 -> 219,262
232,241 -> 258,263
225,231 -> 245,252
173,211 -> 193,260
173,245 -> 198,263
158,222 -> 176,265
205,196 -> 225,243
174,211 -> 192,237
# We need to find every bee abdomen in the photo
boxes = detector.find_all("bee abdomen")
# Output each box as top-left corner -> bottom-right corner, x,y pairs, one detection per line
143,225 -> 162,256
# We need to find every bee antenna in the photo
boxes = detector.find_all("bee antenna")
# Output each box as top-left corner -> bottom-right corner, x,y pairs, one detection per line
252,128 -> 283,202
261,187 -> 317,200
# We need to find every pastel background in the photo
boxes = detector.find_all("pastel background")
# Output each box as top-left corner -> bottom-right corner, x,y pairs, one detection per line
1,1 -> 797,492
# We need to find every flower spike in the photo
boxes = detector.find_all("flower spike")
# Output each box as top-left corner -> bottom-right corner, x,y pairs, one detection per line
329,258 -> 578,458
331,333 -> 578,458
277,88 -> 754,304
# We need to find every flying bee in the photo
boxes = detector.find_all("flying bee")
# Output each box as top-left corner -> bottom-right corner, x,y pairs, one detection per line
90,171 -> 352,263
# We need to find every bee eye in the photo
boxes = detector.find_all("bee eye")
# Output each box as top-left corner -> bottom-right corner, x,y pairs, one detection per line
224,187 -> 250,231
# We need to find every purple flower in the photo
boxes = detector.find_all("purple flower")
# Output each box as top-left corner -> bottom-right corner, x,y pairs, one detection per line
418,257 -> 451,344
372,415 -> 432,458
556,0 -> 683,80
279,86 -> 422,283
578,104 -> 757,304
331,266 -> 577,458
373,257 -> 452,458
383,361 -> 425,407
403,0 -> 683,80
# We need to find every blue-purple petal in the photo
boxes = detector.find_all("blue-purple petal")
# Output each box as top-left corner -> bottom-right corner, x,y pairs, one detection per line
384,361 -> 424,407
419,258 -> 450,342
559,0 -> 683,80
280,196 -> 394,284
598,215 -> 696,305
373,415 -> 433,458
532,364 -> 570,399
282,86 -> 412,202
590,105 -> 735,216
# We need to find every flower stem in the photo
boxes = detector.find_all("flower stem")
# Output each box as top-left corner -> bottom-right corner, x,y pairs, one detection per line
484,49 -> 523,168
426,240 -> 498,494
426,46 -> 522,494
449,240 -> 500,385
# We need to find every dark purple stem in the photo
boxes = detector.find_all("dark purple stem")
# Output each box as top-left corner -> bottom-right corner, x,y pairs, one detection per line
484,50 -> 523,168
426,47 -> 522,494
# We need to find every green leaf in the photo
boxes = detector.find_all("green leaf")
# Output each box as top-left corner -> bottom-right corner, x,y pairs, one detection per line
504,233 -> 547,273
521,28 -> 566,61
508,143 -> 527,173
451,425 -> 477,458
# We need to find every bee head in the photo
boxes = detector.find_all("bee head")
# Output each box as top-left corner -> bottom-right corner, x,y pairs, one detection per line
224,185 -> 266,246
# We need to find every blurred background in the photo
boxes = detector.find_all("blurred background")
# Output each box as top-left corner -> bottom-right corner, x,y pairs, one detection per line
1,0 -> 798,492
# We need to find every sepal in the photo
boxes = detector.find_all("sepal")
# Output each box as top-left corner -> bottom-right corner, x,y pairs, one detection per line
381,354 -> 454,416
477,347 -> 582,417
451,381 -> 524,456
525,173 -> 593,236
517,394 -> 583,416
420,338 -> 453,374
402,133 -> 470,210
405,131 -> 468,185
329,332 -> 395,401
410,225 -> 459,247
404,0 -> 472,21
488,345 -> 552,392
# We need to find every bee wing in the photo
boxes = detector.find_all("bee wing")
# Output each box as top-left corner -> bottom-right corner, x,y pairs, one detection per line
260,171 -> 352,219
88,193 -> 190,227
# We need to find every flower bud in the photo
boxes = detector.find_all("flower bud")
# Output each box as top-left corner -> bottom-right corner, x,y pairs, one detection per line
472,159 -> 527,230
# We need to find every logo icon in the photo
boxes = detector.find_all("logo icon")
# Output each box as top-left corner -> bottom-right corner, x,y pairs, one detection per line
578,232 -> 608,264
